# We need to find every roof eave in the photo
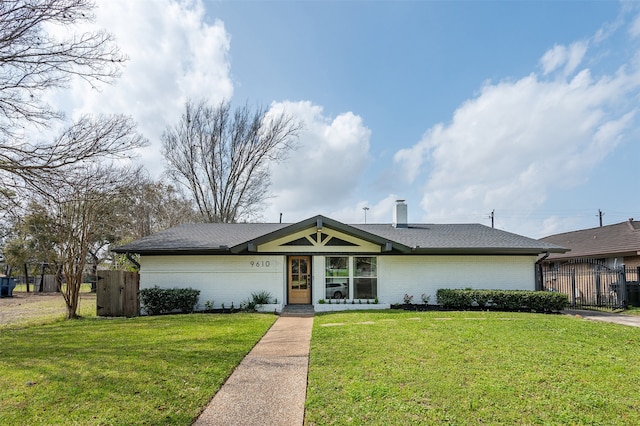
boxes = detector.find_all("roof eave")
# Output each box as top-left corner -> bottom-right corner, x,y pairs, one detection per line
111,247 -> 231,255
410,247 -> 566,255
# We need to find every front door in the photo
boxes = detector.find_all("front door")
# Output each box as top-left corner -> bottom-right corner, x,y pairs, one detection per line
288,256 -> 311,304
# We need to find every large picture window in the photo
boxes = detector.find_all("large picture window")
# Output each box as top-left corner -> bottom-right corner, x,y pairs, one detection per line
354,257 -> 377,299
324,256 -> 377,300
325,257 -> 349,299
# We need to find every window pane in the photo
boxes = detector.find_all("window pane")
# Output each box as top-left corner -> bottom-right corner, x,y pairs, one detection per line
291,273 -> 299,289
325,278 -> 348,299
354,277 -> 377,299
354,257 -> 377,299
354,257 -> 376,277
326,257 -> 349,299
326,257 -> 348,277
299,276 -> 308,290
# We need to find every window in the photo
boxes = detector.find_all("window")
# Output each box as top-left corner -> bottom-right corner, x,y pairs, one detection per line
324,256 -> 377,300
354,257 -> 377,299
325,257 -> 349,299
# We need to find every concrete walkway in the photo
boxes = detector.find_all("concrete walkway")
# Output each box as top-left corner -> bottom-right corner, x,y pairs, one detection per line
564,309 -> 640,328
193,315 -> 314,426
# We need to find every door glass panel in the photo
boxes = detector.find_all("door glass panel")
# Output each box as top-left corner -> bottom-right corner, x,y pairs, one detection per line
291,272 -> 300,289
300,259 -> 308,274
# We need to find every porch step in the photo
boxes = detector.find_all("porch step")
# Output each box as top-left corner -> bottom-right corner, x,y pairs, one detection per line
280,305 -> 315,317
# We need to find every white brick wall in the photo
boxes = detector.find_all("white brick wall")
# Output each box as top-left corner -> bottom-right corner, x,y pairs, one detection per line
140,255 -> 285,309
378,255 -> 537,305
139,254 -> 537,309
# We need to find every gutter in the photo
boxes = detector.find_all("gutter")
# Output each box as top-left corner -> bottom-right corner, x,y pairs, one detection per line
534,251 -> 550,291
536,251 -> 550,265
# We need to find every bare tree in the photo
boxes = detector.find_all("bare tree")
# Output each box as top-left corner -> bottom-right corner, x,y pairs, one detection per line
0,0 -> 125,134
125,179 -> 200,239
1,114 -> 148,192
34,163 -> 143,318
162,100 -> 302,223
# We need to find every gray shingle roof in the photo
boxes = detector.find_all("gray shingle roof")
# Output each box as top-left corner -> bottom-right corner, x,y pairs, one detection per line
114,216 -> 566,255
353,223 -> 564,253
114,223 -> 289,254
540,220 -> 640,260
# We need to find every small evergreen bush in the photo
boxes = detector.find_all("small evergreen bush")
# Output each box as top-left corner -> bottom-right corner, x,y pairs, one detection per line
139,286 -> 200,315
436,288 -> 569,312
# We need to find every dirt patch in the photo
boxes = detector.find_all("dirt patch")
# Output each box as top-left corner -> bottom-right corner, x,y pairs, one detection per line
0,292 -> 96,326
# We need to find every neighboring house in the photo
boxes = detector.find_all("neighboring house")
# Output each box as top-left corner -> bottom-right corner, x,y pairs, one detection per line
539,219 -> 640,268
113,201 -> 565,312
538,219 -> 640,308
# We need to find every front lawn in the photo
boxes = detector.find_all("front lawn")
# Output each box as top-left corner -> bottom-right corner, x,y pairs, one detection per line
306,311 -> 640,425
0,313 -> 276,425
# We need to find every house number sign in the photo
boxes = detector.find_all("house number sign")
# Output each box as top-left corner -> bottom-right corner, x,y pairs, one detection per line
250,261 -> 271,267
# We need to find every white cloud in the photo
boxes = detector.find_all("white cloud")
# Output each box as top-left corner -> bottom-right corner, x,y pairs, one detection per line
263,101 -> 372,222
540,42 -> 587,76
47,0 -> 233,174
394,55 -> 640,231
327,194 -> 400,224
629,12 -> 640,38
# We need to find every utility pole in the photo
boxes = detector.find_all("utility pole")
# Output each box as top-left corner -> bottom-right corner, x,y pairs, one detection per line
490,210 -> 495,228
363,206 -> 369,224
598,209 -> 604,227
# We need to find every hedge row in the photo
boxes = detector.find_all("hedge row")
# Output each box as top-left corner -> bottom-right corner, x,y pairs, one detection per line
139,286 -> 200,315
436,289 -> 569,312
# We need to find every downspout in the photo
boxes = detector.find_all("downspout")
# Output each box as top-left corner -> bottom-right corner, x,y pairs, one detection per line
126,252 -> 141,271
535,252 -> 550,291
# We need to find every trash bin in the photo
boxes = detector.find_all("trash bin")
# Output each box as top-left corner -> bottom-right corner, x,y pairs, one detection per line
0,276 -> 16,298
628,282 -> 640,307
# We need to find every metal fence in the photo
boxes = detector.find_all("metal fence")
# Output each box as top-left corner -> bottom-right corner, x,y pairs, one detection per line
540,260 -> 640,310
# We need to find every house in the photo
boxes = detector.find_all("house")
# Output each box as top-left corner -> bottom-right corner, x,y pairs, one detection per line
539,219 -> 640,268
538,219 -> 640,308
113,200 -> 565,312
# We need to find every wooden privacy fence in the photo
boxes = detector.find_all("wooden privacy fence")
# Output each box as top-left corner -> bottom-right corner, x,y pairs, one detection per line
96,270 -> 139,317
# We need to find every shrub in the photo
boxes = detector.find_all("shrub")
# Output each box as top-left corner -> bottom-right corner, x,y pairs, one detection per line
251,290 -> 273,305
242,290 -> 274,312
436,288 -> 569,312
436,289 -> 473,309
139,286 -> 200,315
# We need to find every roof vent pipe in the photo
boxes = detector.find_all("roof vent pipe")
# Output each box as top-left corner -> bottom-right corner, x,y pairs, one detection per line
392,199 -> 408,228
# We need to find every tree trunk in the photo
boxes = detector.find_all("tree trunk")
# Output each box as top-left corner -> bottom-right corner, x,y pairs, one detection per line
90,252 -> 99,293
39,262 -> 46,293
23,263 -> 29,293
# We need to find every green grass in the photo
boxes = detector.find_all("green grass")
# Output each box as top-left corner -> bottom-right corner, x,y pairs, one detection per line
306,311 -> 640,425
625,306 -> 640,316
0,313 -> 276,425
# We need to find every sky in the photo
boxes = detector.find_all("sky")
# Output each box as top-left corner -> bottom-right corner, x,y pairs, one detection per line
48,0 -> 640,238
